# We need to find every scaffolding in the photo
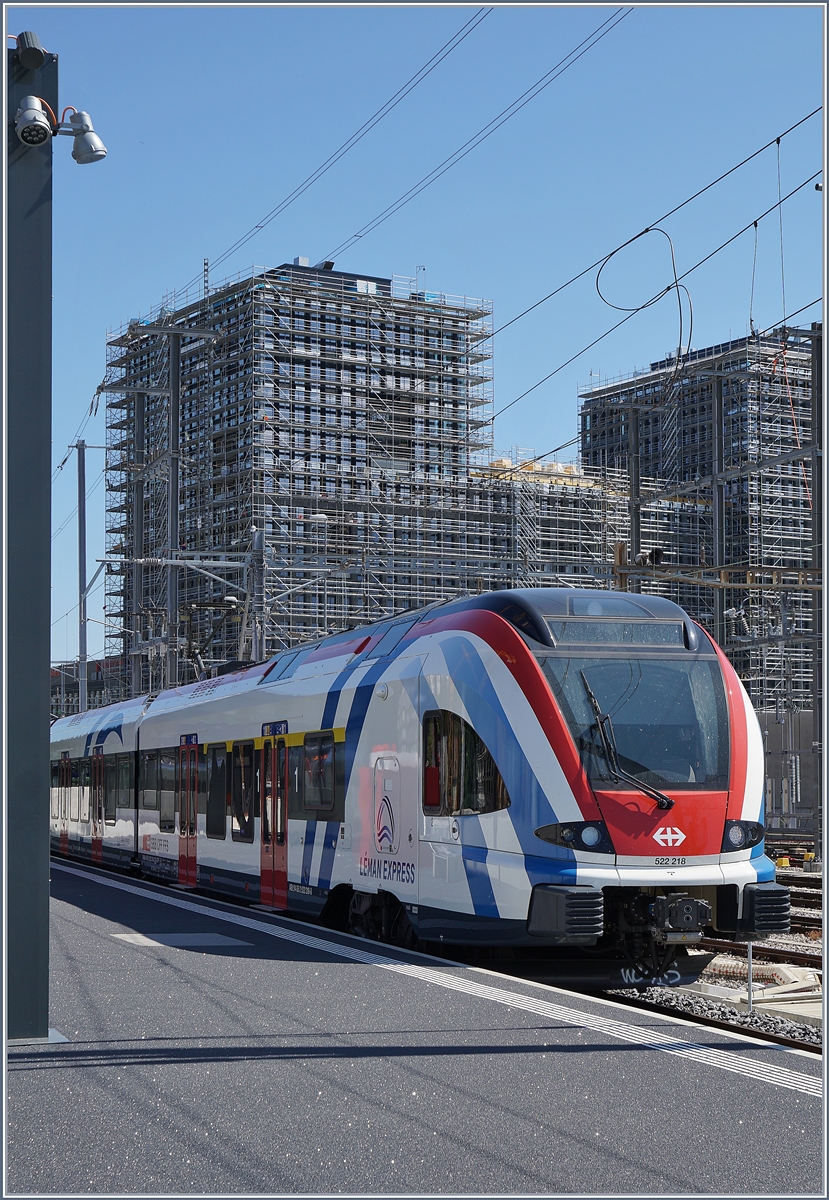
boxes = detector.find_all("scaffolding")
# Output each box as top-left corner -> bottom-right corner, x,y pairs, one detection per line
103,261 -> 715,696
104,263 -> 502,685
578,330 -> 816,712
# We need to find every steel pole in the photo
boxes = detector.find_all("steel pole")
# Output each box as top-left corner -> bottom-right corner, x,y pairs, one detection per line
713,376 -> 726,646
132,393 -> 145,697
77,439 -> 88,712
5,38 -> 57,1041
628,405 -> 640,593
167,333 -> 181,688
810,324 -> 822,855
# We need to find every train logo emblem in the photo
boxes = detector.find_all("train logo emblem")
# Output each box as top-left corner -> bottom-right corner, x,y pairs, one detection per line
652,826 -> 686,847
375,794 -> 398,854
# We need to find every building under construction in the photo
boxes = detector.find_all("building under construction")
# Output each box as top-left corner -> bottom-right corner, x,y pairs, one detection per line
102,261 -> 706,695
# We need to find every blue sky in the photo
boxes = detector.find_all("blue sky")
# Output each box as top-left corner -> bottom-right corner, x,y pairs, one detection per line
6,4 -> 824,663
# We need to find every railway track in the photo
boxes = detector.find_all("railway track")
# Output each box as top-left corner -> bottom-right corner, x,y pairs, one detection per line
777,870 -> 823,890
791,912 -> 823,932
597,989 -> 822,1055
698,938 -> 822,970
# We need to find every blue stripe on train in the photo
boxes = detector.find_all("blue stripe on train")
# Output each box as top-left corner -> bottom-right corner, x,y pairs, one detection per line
460,843 -> 499,919
301,820 -> 317,885
317,821 -> 340,891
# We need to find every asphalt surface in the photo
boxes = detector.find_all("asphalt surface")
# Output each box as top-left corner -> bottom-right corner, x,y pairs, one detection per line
6,861 -> 823,1195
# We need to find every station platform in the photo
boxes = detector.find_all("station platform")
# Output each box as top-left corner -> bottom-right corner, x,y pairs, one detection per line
7,861 -> 823,1195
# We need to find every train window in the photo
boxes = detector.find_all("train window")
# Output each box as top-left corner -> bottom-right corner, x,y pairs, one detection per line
197,751 -> 207,814
303,733 -> 335,811
117,755 -> 134,809
69,763 -> 80,820
543,656 -> 730,789
231,743 -> 255,842
79,760 -> 90,823
261,743 -> 272,845
276,741 -> 287,843
104,757 -> 117,823
363,619 -> 417,660
159,751 -> 176,831
50,763 -> 59,819
206,745 -> 227,839
287,745 -> 304,818
141,751 -> 158,810
422,710 -> 510,817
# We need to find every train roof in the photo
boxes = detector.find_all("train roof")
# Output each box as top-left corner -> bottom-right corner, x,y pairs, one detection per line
50,588 -> 706,743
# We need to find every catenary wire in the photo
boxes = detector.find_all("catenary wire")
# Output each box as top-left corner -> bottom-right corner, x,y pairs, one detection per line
52,107 -> 819,474
492,107 -> 821,339
490,170 -> 820,423
485,297 -> 820,478
324,7 -> 633,261
51,469 -> 105,543
51,581 -> 104,629
178,8 -> 493,294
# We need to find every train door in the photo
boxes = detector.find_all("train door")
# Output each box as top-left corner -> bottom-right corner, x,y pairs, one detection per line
260,738 -> 288,909
178,745 -> 198,887
59,755 -> 70,854
91,750 -> 104,863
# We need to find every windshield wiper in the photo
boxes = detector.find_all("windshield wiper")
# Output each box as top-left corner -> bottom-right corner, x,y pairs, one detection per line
579,670 -> 674,810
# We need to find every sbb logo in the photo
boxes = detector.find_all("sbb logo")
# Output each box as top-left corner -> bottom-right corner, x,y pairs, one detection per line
652,826 -> 686,847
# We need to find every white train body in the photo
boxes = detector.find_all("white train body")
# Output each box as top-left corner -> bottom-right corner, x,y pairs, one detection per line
50,589 -> 789,981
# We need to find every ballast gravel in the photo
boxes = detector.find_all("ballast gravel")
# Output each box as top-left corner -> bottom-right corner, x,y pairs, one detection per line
607,984 -> 823,1045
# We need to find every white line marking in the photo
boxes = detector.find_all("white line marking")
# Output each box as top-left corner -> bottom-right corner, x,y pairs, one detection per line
53,862 -> 822,1098
113,932 -> 252,948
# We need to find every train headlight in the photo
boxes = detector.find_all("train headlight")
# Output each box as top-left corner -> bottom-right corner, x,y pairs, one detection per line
726,823 -> 746,849
721,820 -> 764,853
534,821 -> 614,854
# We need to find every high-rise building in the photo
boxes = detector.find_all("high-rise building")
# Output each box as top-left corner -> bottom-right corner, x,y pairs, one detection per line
102,261 -> 707,699
103,261 -> 504,694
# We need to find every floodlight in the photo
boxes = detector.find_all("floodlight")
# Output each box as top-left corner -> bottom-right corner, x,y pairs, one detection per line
68,111 -> 107,164
14,95 -> 52,146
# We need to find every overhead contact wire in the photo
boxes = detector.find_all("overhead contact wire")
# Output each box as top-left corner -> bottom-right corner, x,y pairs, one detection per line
180,7 -> 494,292
493,107 -> 821,339
325,7 -> 634,261
490,170 -> 821,423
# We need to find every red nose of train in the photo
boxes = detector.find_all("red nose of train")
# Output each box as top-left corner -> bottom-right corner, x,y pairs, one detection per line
593,788 -> 729,858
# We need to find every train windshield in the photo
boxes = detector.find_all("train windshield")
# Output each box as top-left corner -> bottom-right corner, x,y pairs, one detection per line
542,655 -> 730,790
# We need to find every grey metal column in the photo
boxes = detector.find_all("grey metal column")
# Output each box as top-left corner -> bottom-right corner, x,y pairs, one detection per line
132,394 -> 145,697
77,439 -> 88,712
627,405 -> 640,593
712,375 -> 726,647
167,333 -> 181,688
5,40 -> 57,1040
810,324 -> 822,856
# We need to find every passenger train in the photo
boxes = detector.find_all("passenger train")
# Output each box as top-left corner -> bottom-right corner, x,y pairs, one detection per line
50,588 -> 790,984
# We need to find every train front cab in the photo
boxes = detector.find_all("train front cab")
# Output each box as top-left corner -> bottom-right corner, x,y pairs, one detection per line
501,588 -> 790,971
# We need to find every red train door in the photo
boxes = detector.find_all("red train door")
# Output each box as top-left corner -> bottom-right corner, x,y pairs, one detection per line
178,745 -> 198,887
260,738 -> 288,909
91,751 -> 104,863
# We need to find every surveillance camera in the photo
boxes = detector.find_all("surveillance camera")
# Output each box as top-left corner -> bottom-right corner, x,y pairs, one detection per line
69,111 -> 107,164
14,95 -> 52,146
